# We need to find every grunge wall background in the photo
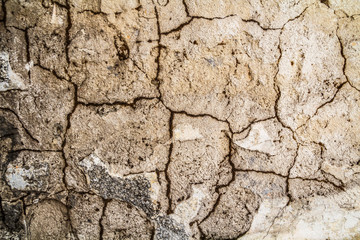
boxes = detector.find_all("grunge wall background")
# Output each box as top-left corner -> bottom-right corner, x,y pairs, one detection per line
1,0 -> 360,239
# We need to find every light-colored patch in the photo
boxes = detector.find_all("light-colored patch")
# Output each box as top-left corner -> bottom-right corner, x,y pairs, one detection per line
329,0 -> 360,16
144,172 -> 161,207
241,197 -> 289,240
25,61 -> 34,71
5,168 -> 29,190
79,153 -> 108,172
5,165 -> 48,190
50,4 -> 64,25
321,161 -> 360,183
350,40 -> 360,51
0,52 -> 26,91
101,0 -> 139,13
174,124 -> 203,142
243,186 -> 360,240
172,185 -> 208,234
235,123 -> 276,155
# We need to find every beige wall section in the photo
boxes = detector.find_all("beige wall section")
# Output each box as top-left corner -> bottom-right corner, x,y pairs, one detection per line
0,0 -> 360,239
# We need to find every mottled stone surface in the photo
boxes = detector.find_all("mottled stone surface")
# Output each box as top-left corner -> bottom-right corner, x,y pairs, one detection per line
1,1 -> 360,239
69,193 -> 104,240
101,200 -> 154,240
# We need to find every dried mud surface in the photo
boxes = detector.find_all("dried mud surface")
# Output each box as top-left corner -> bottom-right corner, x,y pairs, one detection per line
1,0 -> 360,239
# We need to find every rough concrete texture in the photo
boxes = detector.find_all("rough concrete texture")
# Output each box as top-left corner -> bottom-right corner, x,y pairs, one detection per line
0,0 -> 360,239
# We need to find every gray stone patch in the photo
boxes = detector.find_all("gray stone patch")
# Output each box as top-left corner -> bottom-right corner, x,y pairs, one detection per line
156,215 -> 189,240
1,200 -> 24,232
79,154 -> 188,239
81,163 -> 155,217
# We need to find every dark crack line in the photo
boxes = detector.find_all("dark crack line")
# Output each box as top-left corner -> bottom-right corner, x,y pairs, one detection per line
1,0 -> 6,27
150,224 -> 156,240
8,149 -> 62,153
153,2 -> 162,90
285,144 -> 299,205
289,176 -> 344,191
161,0 -> 238,35
129,58 -> 152,82
99,198 -> 110,240
0,107 -> 39,143
262,200 -> 288,239
24,28 -> 31,63
242,4 -> 310,32
19,195 -> 27,234
320,169 -> 345,188
235,145 -> 275,158
122,170 -> 159,178
0,89 -> 28,93
152,3 -> 177,216
165,108 -> 227,125
161,17 -> 194,36
60,82 -> 79,239
164,112 -> 174,215
64,0 -> 72,65
161,14 -> 237,36
235,168 -> 287,178
0,197 -> 6,227
295,81 -> 347,131
242,18 -> 281,31
272,16 -> 303,208
78,96 -> 160,109
182,0 -> 190,17
60,2 -> 81,239
198,131 -> 235,228
234,116 -> 276,136
336,22 -> 360,93
6,25 -> 34,80
77,9 -> 108,16
34,63 -> 69,82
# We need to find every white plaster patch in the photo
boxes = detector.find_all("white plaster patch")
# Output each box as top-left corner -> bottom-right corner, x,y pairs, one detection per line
172,185 -> 208,234
5,165 -> 48,190
79,153 -> 108,172
242,197 -> 289,240
143,172 -> 161,206
0,52 -> 26,91
244,186 -> 360,240
25,61 -> 34,71
5,168 -> 29,190
174,124 -> 203,142
235,123 -> 276,155
50,4 -> 64,25
329,0 -> 360,16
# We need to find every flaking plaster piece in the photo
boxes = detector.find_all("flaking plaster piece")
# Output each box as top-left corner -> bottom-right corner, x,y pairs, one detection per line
0,52 -> 26,91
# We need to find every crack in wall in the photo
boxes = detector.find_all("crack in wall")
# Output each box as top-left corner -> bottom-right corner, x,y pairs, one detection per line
1,1 -> 360,239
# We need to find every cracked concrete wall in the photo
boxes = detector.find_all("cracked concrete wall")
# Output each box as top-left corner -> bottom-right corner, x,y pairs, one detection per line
0,0 -> 360,239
